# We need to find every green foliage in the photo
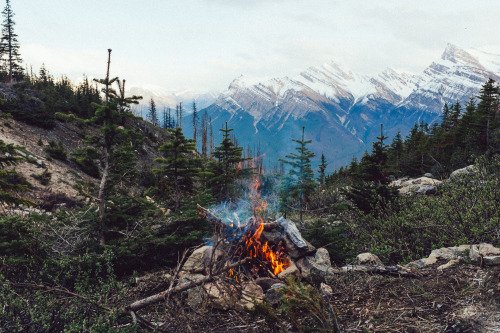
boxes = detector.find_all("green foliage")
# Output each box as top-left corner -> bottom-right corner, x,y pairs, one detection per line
279,276 -> 339,332
350,155 -> 500,264
279,126 -> 316,223
0,216 -> 44,264
154,127 -> 201,208
45,139 -> 67,161
30,168 -> 51,185
207,122 -> 250,201
302,219 -> 352,265
70,146 -> 100,178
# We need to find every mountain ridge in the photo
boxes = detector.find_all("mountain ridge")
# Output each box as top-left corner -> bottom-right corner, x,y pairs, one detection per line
183,44 -> 500,170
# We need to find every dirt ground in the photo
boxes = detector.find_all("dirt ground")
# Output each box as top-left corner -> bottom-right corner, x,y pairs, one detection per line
120,260 -> 500,332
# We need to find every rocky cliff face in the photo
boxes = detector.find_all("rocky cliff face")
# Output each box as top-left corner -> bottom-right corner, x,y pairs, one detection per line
184,44 -> 500,170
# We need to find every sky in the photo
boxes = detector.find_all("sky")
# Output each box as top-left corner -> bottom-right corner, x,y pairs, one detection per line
13,0 -> 500,94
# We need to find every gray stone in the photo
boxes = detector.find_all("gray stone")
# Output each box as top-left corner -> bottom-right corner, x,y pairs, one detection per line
237,282 -> 264,310
424,173 -> 434,178
415,185 -> 436,194
390,176 -> 443,196
355,253 -> 383,266
483,256 -> 500,266
277,261 -> 300,280
450,165 -> 477,180
296,248 -> 334,284
265,283 -> 286,306
183,246 -> 212,273
261,231 -> 282,246
283,236 -> 316,259
320,283 -> 333,299
255,277 -> 281,292
437,259 -> 461,270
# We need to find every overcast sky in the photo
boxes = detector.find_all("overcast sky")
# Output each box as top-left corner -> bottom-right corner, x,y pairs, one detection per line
14,0 -> 500,93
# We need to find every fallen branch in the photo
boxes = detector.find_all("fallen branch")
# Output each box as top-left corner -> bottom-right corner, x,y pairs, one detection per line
197,204 -> 281,231
120,257 -> 250,314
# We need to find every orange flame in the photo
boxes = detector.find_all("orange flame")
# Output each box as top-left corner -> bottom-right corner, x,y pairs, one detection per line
241,172 -> 290,276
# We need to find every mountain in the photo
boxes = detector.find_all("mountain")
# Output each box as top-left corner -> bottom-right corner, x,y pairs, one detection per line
183,44 -> 500,171
128,86 -> 218,115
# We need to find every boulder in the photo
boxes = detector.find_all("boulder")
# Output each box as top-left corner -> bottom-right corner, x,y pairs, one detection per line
296,248 -> 334,284
237,282 -> 264,310
469,243 -> 500,261
355,253 -> 383,266
424,173 -> 434,178
390,176 -> 443,196
450,165 -> 476,180
437,259 -> 461,270
261,231 -> 282,246
183,246 -> 212,273
483,256 -> 500,266
265,283 -> 286,306
283,236 -> 316,259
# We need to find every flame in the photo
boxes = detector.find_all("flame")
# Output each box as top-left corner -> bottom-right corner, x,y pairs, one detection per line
241,172 -> 290,276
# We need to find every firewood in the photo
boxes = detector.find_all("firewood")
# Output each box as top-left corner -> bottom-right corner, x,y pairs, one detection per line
121,257 -> 250,314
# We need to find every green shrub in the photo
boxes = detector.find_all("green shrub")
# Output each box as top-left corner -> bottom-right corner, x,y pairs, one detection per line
45,140 -> 67,161
70,147 -> 100,178
350,155 -> 500,264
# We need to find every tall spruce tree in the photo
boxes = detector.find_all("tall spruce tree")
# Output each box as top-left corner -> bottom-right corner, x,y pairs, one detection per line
317,153 -> 327,186
0,0 -> 22,82
148,97 -> 158,126
192,101 -> 198,143
208,122 -> 248,200
475,78 -> 499,152
154,127 -> 200,209
279,126 -> 316,226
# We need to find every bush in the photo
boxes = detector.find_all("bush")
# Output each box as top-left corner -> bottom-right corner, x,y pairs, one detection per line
350,155 -> 500,264
45,140 -> 67,161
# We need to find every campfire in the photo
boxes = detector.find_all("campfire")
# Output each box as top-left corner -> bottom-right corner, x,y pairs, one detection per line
196,172 -> 315,282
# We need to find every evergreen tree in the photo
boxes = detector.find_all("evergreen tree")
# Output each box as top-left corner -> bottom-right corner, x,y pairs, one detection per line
317,153 -> 327,186
475,78 -> 499,152
192,101 -> 198,143
279,126 -> 316,226
148,97 -> 158,126
0,0 -> 22,82
208,122 -> 248,200
0,140 -> 31,207
154,127 -> 201,209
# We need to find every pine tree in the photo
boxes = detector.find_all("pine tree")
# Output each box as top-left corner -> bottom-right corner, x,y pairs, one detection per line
317,153 -> 327,186
192,101 -> 198,143
0,140 -> 32,207
148,97 -> 158,126
208,122 -> 248,200
0,0 -> 22,82
475,78 -> 499,152
201,111 -> 208,157
279,126 -> 316,226
154,127 -> 200,209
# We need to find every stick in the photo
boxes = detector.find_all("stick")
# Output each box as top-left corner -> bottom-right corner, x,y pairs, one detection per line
121,257 -> 250,314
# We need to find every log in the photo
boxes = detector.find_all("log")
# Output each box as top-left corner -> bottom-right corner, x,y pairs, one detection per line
197,204 -> 281,232
121,257 -> 250,314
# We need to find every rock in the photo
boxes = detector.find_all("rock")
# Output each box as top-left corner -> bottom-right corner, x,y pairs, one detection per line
450,165 -> 476,180
237,282 -> 264,310
390,176 -> 443,196
277,261 -> 300,280
187,281 -> 238,310
183,246 -> 212,273
424,173 -> 434,178
265,283 -> 286,306
255,277 -> 281,292
296,248 -> 334,284
284,236 -> 316,259
261,231 -> 282,246
415,185 -> 437,195
469,243 -> 500,261
437,259 -> 461,270
355,253 -> 383,266
320,283 -> 333,298
483,256 -> 500,266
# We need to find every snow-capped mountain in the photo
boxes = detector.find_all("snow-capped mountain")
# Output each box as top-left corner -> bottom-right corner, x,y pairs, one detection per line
183,44 -> 500,170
